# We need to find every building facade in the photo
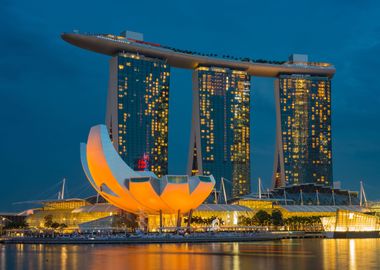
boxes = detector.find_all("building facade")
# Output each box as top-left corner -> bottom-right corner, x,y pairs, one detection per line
26,199 -> 123,233
106,53 -> 170,177
273,74 -> 333,187
188,66 -> 251,199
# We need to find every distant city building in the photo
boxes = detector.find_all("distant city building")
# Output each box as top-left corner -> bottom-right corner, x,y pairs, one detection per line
105,53 -> 170,177
273,68 -> 333,187
188,66 -> 251,198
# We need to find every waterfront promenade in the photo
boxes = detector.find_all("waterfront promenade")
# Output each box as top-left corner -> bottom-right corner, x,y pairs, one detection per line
1,231 -> 325,245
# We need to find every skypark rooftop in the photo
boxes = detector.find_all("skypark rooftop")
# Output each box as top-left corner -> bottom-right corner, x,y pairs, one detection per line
61,32 -> 336,78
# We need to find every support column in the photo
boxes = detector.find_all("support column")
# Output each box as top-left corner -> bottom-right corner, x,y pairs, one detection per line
187,209 -> 193,232
159,210 -> 163,233
176,210 -> 181,229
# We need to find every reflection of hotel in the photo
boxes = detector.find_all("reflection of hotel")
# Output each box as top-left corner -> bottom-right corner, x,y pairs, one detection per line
62,31 -> 336,198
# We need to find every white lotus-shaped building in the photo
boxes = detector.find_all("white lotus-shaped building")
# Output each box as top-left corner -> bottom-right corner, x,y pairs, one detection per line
80,125 -> 215,214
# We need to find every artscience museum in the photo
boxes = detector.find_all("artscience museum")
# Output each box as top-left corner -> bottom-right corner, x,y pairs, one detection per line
80,125 -> 216,216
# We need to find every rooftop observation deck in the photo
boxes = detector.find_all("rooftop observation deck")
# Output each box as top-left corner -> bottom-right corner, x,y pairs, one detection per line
61,32 -> 336,78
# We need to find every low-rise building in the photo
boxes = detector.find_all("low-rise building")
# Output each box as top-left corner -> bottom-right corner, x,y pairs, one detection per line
26,199 -> 122,232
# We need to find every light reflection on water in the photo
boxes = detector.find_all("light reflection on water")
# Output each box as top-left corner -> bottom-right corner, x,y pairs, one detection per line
1,239 -> 380,270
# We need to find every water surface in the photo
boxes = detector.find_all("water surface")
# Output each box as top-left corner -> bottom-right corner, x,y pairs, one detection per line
1,239 -> 380,270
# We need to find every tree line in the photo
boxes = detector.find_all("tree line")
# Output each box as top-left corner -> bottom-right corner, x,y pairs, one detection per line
239,210 -> 323,231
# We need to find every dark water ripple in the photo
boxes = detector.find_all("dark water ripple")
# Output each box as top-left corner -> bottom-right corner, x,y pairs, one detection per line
1,239 -> 380,270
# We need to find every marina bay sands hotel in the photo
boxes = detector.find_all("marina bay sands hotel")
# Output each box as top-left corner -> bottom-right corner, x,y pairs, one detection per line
62,30 -> 336,200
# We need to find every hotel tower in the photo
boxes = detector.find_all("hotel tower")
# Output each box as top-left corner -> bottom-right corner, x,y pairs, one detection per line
105,34 -> 170,177
273,55 -> 333,187
187,66 -> 251,199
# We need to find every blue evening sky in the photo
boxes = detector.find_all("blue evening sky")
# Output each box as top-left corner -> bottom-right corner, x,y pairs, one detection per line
1,0 -> 380,211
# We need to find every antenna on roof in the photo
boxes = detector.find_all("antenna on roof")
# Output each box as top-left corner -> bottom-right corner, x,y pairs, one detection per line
60,178 -> 66,200
360,181 -> 368,207
221,177 -> 228,204
348,191 -> 352,206
332,189 -> 336,206
316,189 -> 320,205
258,177 -> 262,199
283,189 -> 287,205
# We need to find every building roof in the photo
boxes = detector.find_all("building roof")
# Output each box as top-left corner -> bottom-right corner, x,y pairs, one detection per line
236,196 -> 290,203
280,205 -> 366,213
61,32 -> 336,78
271,183 -> 358,194
41,198 -> 87,204
196,204 -> 252,212
0,212 -> 28,216
78,215 -> 117,231
72,203 -> 120,213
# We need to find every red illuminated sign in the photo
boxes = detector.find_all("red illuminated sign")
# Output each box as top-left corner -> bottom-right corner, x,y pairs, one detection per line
135,153 -> 150,171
